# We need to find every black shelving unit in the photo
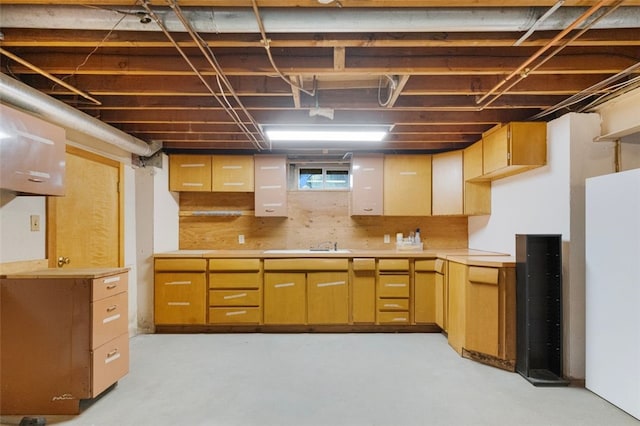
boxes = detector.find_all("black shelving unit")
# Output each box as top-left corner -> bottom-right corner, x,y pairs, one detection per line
515,234 -> 569,386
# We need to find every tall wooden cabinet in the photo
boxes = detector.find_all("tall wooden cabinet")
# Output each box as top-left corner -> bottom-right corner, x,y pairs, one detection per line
383,154 -> 431,216
351,154 -> 384,215
1,268 -> 129,414
254,155 -> 288,217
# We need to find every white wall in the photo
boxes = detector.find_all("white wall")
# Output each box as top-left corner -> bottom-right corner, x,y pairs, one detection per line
0,191 -> 46,262
585,168 -> 640,420
469,113 -> 612,380
153,154 -> 179,253
135,164 -> 156,333
123,165 -> 139,336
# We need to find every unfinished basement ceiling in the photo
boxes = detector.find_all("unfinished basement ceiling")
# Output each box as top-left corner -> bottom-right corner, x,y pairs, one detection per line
1,1 -> 639,154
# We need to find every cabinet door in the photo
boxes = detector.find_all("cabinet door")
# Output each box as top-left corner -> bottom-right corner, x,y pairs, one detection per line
482,125 -> 509,175
447,261 -> 467,354
351,154 -> 383,215
169,155 -> 212,192
383,155 -> 431,216
154,272 -> 206,324
463,140 -> 491,215
254,155 -> 287,217
414,271 -> 436,324
352,270 -> 376,323
307,272 -> 349,324
212,155 -> 254,192
264,272 -> 306,324
432,151 -> 463,215
465,267 -> 499,357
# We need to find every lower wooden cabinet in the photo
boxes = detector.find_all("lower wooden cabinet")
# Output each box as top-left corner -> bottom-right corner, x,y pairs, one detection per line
351,258 -> 376,323
209,259 -> 262,324
307,271 -> 349,324
377,259 -> 410,324
264,272 -> 306,324
434,258 -> 448,330
0,268 -> 130,415
414,259 -> 437,324
154,259 -> 207,325
446,256 -> 516,369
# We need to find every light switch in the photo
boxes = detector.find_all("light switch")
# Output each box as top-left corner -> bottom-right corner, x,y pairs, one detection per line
30,215 -> 40,232
238,234 -> 245,244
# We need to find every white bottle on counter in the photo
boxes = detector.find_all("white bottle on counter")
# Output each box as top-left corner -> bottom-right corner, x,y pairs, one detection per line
415,228 -> 421,243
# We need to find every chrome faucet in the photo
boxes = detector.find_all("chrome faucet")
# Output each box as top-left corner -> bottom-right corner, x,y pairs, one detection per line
310,241 -> 338,251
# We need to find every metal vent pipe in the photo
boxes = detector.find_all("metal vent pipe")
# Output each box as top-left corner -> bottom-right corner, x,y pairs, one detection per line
1,6 -> 639,33
0,73 -> 160,157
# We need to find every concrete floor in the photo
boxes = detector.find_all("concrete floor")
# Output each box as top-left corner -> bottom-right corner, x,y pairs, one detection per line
2,333 -> 638,426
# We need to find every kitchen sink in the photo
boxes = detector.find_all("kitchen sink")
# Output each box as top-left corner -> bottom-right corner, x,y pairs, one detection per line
263,249 -> 351,254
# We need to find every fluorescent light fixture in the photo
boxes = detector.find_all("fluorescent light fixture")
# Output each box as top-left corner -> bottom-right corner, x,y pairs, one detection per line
266,127 -> 389,143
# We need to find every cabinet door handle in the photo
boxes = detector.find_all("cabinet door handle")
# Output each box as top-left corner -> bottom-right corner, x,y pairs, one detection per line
274,282 -> 295,288
386,283 -> 406,287
316,280 -> 346,288
28,177 -> 44,183
364,208 -> 373,212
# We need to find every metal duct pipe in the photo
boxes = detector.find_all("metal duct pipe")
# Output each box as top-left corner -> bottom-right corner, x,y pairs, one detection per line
1,6 -> 639,33
0,73 -> 160,157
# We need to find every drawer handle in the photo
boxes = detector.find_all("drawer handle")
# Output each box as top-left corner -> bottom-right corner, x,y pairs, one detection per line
103,276 -> 121,284
364,208 -> 373,212
391,317 -> 407,322
265,209 -> 275,213
168,302 -> 190,306
166,280 -> 191,285
28,177 -> 44,183
103,313 -> 121,324
225,310 -> 247,316
316,280 -> 345,288
223,293 -> 247,300
385,283 -> 406,287
274,282 -> 295,288
106,284 -> 118,290
384,303 -> 401,308
105,349 -> 121,364
107,305 -> 118,312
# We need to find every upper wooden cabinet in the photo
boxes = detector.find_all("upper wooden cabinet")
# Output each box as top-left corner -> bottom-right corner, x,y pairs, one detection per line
350,154 -> 383,216
254,155 -> 287,217
479,122 -> 547,181
212,155 -> 254,192
0,104 -> 66,196
383,154 -> 432,216
169,154 -> 255,192
169,154 -> 212,192
432,151 -> 463,216
463,141 -> 491,216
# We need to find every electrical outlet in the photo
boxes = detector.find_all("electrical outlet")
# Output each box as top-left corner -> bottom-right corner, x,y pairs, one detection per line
383,234 -> 390,244
238,234 -> 245,244
30,215 -> 40,232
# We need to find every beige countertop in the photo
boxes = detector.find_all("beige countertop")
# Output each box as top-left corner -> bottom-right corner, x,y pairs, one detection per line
2,267 -> 130,279
154,248 -> 507,259
447,255 -> 516,267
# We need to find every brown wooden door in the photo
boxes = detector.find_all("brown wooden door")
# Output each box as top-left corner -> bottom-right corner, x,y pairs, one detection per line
47,147 -> 122,268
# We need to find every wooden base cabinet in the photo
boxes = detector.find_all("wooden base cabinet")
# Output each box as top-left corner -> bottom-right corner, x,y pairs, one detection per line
434,258 -> 448,331
154,258 -> 207,325
0,268 -> 129,415
209,259 -> 262,324
264,272 -> 306,324
377,259 -> 410,324
414,260 -> 437,323
351,258 -> 376,323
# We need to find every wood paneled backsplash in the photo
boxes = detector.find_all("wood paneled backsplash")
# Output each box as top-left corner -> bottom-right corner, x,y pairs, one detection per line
179,191 -> 468,250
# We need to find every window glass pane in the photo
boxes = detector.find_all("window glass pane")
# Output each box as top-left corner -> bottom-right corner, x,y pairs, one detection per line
299,168 -> 323,189
325,170 -> 349,189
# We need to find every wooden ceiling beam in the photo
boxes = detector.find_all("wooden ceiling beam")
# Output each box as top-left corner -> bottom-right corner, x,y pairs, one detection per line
4,29 -> 640,49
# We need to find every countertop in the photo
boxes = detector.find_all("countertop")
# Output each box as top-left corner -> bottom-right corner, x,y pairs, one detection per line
154,248 -> 509,259
2,267 -> 130,279
447,255 -> 516,267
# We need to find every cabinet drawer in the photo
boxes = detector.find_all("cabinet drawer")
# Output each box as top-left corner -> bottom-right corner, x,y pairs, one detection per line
92,292 -> 128,349
209,258 -> 261,271
92,332 -> 129,397
377,311 -> 410,324
378,259 -> 409,271
352,258 -> 376,271
155,258 -> 207,272
378,275 -> 410,298
92,272 -> 128,301
415,259 -> 437,272
209,290 -> 261,306
377,298 -> 409,311
209,307 -> 261,324
209,272 -> 261,289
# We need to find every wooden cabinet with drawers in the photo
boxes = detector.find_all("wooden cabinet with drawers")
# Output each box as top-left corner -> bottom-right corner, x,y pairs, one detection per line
209,258 -> 262,324
0,268 -> 130,415
154,258 -> 207,325
376,259 -> 410,324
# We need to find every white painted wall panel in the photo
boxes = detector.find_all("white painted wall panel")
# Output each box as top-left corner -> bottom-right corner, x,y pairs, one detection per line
585,168 -> 640,420
0,192 -> 46,262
